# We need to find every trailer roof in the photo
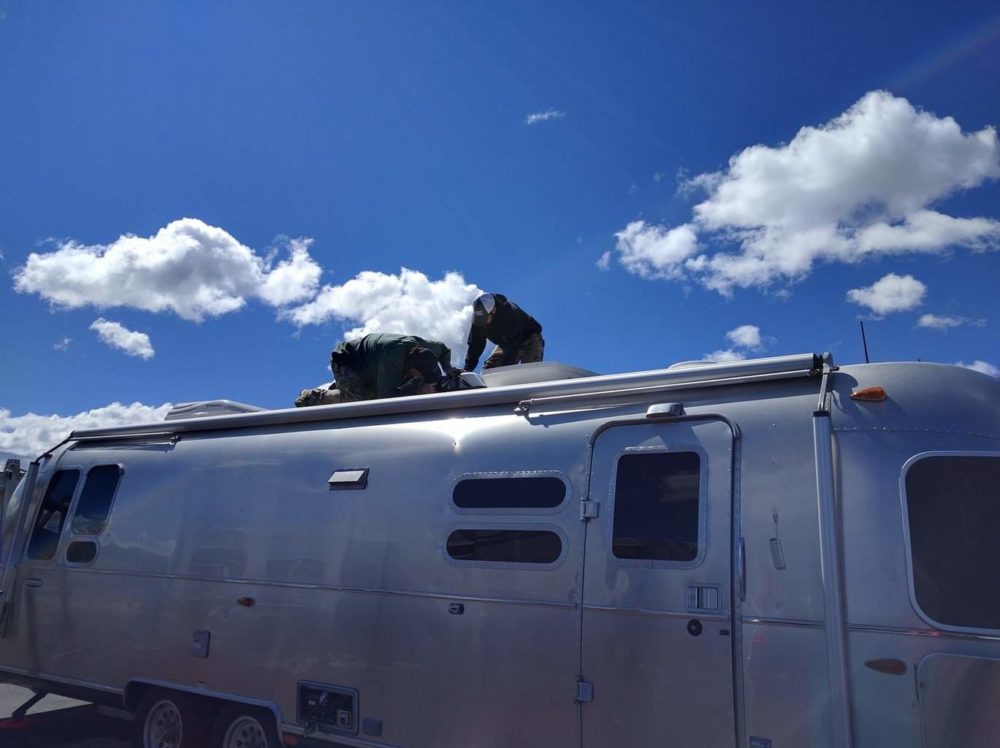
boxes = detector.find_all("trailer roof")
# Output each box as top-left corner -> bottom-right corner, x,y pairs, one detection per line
64,353 -> 827,443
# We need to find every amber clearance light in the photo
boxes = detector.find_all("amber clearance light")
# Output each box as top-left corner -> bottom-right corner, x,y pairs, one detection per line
850,386 -> 887,402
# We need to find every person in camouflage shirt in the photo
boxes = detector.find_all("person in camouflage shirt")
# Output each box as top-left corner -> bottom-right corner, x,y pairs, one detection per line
329,332 -> 453,402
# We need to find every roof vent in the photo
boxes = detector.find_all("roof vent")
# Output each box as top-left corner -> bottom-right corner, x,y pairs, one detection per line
165,400 -> 267,421
480,361 -> 598,387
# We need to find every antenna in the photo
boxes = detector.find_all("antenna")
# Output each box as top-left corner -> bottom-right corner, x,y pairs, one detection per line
859,320 -> 870,364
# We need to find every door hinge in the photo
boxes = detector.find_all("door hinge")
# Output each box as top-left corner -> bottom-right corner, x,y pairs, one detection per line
575,678 -> 593,704
580,500 -> 599,521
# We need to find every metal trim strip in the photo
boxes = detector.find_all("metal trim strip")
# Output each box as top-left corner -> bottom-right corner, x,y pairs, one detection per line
37,566 -> 579,610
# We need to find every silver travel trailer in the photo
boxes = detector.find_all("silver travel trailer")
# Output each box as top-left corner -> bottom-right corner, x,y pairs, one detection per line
0,353 -> 999,748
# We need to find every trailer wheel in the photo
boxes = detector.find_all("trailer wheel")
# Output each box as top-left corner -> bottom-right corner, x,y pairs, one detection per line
211,703 -> 282,748
134,688 -> 213,748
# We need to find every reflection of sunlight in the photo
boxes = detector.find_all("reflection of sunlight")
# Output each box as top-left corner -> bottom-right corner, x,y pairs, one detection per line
396,416 -> 489,451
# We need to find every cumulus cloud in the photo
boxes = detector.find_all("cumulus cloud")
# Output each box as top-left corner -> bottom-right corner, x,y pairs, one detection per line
702,324 -> 769,362
596,251 -> 612,271
285,268 -> 483,365
614,222 -> 699,279
0,402 -> 172,460
917,313 -> 987,330
525,109 -> 566,125
53,337 -> 71,351
726,324 -> 763,350
13,218 -> 322,321
701,349 -> 748,363
90,318 -> 155,359
847,273 -> 926,315
957,360 -> 1000,377
610,91 -> 1000,294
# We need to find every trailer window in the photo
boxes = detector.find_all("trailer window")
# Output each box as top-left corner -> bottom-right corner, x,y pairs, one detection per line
27,469 -> 80,560
612,451 -> 700,562
453,476 -> 566,509
447,529 -> 562,564
905,455 -> 1000,630
71,464 -> 122,535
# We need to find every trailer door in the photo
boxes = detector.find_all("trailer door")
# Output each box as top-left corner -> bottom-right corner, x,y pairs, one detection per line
581,419 -> 736,747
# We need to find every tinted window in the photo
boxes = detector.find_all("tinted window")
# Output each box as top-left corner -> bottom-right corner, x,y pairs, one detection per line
446,530 -> 562,564
612,451 -> 701,562
453,477 -> 566,509
71,465 -> 122,535
66,541 -> 97,564
27,469 -> 80,560
906,456 -> 1000,629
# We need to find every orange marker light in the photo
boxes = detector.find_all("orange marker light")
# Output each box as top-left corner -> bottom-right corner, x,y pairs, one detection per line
850,386 -> 886,402
282,735 -> 300,746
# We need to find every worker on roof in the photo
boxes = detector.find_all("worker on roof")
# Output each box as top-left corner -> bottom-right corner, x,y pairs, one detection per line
464,293 -> 544,371
328,332 -> 454,402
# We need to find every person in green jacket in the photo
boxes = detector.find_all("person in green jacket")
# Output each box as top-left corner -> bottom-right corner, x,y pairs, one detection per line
328,332 -> 453,402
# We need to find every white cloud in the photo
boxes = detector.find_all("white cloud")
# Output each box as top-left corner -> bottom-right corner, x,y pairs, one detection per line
917,313 -> 981,330
726,324 -> 763,350
701,323 -> 769,362
611,91 -> 1000,294
957,360 -> 1000,377
614,221 -> 700,279
525,109 -> 566,125
90,318 -> 155,359
53,337 -> 71,351
13,218 -> 322,321
701,349 -> 747,363
285,268 -> 483,365
596,251 -> 612,271
0,402 -> 172,460
847,273 -> 926,315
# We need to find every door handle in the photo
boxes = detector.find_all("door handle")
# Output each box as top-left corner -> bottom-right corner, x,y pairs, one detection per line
25,578 -> 43,589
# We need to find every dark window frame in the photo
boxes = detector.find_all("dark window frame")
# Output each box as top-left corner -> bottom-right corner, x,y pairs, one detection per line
450,471 -> 570,514
70,463 -> 124,537
901,451 -> 1000,634
26,468 -> 82,562
443,523 -> 567,569
609,446 -> 708,569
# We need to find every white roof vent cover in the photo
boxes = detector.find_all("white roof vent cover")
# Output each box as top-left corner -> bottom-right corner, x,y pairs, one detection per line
480,361 -> 598,387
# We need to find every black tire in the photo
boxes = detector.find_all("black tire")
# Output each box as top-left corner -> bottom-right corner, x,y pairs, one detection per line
210,703 -> 282,748
133,688 -> 214,748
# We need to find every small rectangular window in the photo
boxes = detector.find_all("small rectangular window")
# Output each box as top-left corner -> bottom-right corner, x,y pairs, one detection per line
27,469 -> 80,560
453,476 -> 566,509
905,455 -> 1000,630
66,540 -> 98,564
71,464 -> 122,535
446,529 -> 562,564
612,451 -> 701,562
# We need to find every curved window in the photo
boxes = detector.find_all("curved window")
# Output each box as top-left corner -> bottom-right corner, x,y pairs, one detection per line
446,529 -> 562,564
71,464 -> 122,535
905,455 -> 1000,630
453,476 -> 566,510
27,469 -> 80,560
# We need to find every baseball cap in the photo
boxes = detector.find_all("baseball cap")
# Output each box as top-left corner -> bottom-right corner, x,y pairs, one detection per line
472,293 -> 496,326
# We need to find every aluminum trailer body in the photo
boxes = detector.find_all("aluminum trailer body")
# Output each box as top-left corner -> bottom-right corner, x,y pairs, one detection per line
0,354 -> 998,748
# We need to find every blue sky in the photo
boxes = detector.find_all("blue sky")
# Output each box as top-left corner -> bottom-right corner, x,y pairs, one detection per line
1,0 -> 998,459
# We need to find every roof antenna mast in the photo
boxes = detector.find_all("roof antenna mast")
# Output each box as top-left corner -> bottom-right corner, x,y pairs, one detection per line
859,320 -> 870,364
